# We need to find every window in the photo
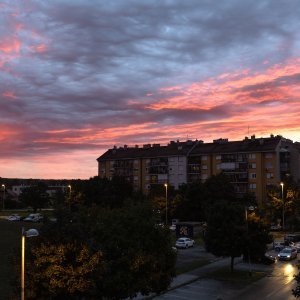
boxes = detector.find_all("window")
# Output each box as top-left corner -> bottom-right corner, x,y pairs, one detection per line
248,153 -> 256,159
249,183 -> 256,189
216,163 -> 221,170
201,155 -> 208,161
202,165 -> 208,170
216,155 -> 221,160
201,174 -> 208,180
221,162 -> 235,170
249,163 -> 256,169
265,153 -> 273,158
265,162 -> 273,169
266,173 -> 274,179
249,173 -> 256,179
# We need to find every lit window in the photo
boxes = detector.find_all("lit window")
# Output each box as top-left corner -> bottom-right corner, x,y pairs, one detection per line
249,183 -> 256,189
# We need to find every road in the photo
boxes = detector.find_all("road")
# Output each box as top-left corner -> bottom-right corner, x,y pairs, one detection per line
155,249 -> 299,300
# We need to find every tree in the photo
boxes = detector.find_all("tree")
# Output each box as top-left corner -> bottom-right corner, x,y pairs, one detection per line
264,177 -> 300,229
68,176 -> 134,208
244,212 -> 273,262
204,200 -> 245,272
293,271 -> 300,298
26,242 -> 104,299
173,182 -> 206,222
19,182 -> 49,212
22,202 -> 176,299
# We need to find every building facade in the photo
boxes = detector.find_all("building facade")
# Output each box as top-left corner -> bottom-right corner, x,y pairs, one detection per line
97,135 -> 300,205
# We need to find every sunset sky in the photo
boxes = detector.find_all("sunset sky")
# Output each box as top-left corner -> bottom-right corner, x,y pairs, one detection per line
1,0 -> 300,179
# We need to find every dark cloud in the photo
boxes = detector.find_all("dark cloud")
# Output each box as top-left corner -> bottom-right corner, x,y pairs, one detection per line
1,0 -> 300,177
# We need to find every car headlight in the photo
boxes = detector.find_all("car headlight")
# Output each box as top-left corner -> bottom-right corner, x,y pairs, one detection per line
287,255 -> 290,258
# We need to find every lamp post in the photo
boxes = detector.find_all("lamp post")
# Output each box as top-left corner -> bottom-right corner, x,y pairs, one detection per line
280,182 -> 284,231
164,183 -> 168,225
245,206 -> 254,276
21,227 -> 39,300
68,185 -> 72,210
1,184 -> 5,210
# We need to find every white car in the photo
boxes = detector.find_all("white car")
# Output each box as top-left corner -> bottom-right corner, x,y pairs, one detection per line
23,213 -> 43,222
7,214 -> 21,221
175,237 -> 195,249
278,247 -> 297,260
274,241 -> 286,251
169,224 -> 176,231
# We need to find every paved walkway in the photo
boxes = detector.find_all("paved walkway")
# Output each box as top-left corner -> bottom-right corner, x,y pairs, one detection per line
134,255 -> 275,299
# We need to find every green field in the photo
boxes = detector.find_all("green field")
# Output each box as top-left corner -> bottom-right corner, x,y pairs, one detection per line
0,218 -> 42,299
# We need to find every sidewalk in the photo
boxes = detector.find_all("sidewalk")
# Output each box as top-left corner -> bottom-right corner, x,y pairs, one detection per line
135,252 -> 274,299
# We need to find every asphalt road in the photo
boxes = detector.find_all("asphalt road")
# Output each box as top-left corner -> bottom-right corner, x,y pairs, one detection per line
156,248 -> 299,300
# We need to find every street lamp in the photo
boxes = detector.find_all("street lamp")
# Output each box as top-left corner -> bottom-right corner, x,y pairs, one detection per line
245,206 -> 254,276
164,183 -> 168,225
1,184 -> 5,210
68,185 -> 72,209
21,227 -> 39,300
280,182 -> 284,231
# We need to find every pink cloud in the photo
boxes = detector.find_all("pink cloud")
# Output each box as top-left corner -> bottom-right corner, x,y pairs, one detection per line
2,91 -> 17,99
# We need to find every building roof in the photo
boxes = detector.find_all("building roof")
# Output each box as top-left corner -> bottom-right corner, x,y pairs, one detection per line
97,135 -> 290,161
191,136 -> 282,155
97,140 -> 198,161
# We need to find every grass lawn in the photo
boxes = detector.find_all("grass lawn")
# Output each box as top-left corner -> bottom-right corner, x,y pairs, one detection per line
176,259 -> 211,275
207,266 -> 266,285
0,219 -> 42,299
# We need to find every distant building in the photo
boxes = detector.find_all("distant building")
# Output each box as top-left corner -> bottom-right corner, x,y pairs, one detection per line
97,135 -> 300,205
11,184 -> 68,197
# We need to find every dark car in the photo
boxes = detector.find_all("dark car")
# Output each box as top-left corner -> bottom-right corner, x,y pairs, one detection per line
261,253 -> 277,264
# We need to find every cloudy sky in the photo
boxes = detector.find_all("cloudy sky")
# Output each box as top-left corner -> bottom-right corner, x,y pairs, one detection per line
1,0 -> 300,179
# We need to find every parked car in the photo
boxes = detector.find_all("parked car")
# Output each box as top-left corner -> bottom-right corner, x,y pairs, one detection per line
284,234 -> 300,243
175,237 -> 195,249
23,213 -> 43,222
7,214 -> 21,221
270,224 -> 282,231
274,241 -> 286,251
169,224 -> 176,231
261,252 -> 277,265
277,247 -> 297,261
294,242 -> 300,253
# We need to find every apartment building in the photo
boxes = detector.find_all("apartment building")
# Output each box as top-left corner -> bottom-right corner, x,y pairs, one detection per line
97,135 -> 300,205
